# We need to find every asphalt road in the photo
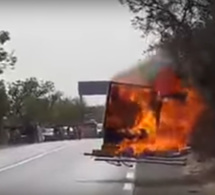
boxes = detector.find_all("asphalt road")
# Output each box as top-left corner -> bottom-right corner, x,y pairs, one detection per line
134,163 -> 204,195
0,139 -> 206,195
0,139 -> 135,195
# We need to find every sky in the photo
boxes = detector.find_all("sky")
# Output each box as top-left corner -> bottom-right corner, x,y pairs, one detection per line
0,0 -> 151,105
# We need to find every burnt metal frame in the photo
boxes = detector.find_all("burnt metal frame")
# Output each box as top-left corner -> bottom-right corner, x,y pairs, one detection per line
84,151 -> 189,167
84,81 -> 190,167
102,81 -> 153,145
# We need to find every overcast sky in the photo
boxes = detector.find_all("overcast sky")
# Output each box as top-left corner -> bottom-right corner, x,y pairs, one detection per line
0,0 -> 151,105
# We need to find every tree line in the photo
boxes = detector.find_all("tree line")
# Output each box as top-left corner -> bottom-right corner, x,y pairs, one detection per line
0,31 -> 104,145
6,77 -> 87,125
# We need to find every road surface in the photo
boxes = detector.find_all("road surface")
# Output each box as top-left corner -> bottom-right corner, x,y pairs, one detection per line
0,139 -> 205,195
0,139 -> 135,195
134,163 -> 203,195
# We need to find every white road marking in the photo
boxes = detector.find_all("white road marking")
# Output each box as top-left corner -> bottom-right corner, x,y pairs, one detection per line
123,165 -> 136,192
0,145 -> 67,173
123,183 -> 133,191
126,172 -> 135,180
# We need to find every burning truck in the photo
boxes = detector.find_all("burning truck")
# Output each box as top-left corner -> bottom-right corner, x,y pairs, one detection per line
85,51 -> 205,166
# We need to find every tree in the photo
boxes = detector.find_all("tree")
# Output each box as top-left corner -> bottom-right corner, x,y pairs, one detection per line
50,97 -> 87,125
119,0 -> 215,105
0,31 -> 16,144
119,0 -> 215,158
8,77 -> 55,124
85,105 -> 105,123
8,77 -> 87,127
119,0 -> 211,36
0,80 -> 9,144
0,31 -> 17,74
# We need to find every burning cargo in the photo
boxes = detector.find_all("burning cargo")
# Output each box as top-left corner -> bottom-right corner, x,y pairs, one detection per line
85,52 -> 205,166
85,81 -> 204,166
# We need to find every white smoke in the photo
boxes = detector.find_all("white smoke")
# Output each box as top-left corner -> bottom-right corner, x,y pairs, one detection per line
112,49 -> 173,86
112,64 -> 149,86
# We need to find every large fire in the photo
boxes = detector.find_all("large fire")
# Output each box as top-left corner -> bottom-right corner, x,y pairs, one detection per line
104,82 -> 205,157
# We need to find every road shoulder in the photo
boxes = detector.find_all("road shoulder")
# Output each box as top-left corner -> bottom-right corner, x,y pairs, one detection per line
134,162 -> 202,195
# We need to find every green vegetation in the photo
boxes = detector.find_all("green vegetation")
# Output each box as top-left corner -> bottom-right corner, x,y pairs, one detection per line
0,30 -> 104,144
120,0 -> 215,158
7,77 -> 88,126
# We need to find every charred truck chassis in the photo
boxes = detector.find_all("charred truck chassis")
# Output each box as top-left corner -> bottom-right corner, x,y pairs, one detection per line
84,81 -> 190,167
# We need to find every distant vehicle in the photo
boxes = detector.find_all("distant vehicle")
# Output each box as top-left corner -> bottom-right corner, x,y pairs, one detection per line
62,126 -> 76,140
43,126 -> 77,141
42,127 -> 55,141
96,123 -> 103,138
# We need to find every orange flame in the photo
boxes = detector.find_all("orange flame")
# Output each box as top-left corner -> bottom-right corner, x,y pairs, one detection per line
105,83 -> 205,156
